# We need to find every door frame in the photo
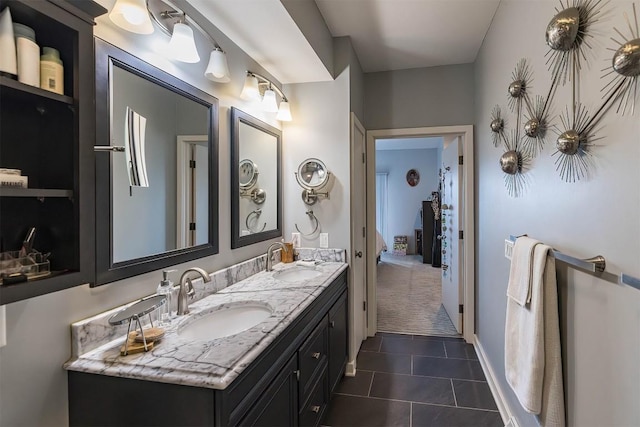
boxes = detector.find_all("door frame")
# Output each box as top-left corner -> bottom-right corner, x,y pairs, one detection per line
365,125 -> 475,343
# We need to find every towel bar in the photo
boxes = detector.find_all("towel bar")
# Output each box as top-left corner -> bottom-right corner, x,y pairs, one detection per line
509,235 -> 605,273
509,235 -> 640,292
621,274 -> 640,291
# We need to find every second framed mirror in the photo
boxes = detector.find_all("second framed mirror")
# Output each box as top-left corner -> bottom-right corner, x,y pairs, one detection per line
231,108 -> 282,248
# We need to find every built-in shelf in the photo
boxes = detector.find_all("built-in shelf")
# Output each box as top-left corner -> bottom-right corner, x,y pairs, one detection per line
0,188 -> 73,198
0,76 -> 74,105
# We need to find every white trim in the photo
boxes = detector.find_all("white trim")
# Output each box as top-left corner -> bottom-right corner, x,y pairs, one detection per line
474,334 -> 519,427
366,125 -> 475,342
349,112 -> 368,366
176,135 -> 208,248
345,360 -> 357,377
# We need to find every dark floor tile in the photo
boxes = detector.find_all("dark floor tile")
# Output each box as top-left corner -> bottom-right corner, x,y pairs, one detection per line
356,351 -> 411,374
335,370 -> 373,396
360,336 -> 382,352
445,341 -> 478,360
369,372 -> 455,405
413,356 -> 486,381
412,403 -> 502,427
380,336 -> 446,357
322,394 -> 411,427
453,380 -> 498,410
413,335 -> 464,342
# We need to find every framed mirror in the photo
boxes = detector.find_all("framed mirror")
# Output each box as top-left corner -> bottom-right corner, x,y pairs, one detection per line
94,39 -> 219,285
231,108 -> 282,248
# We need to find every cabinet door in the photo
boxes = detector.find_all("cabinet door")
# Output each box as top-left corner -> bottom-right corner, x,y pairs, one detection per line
240,354 -> 298,427
328,291 -> 348,394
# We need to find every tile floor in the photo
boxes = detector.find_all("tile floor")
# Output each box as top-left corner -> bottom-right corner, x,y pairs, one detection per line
323,333 -> 503,427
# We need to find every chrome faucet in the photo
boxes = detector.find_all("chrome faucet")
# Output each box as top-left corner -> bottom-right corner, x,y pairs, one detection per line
265,242 -> 286,272
176,267 -> 211,316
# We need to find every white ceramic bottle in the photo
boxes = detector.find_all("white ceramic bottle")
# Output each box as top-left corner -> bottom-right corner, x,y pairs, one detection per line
14,23 -> 39,87
0,7 -> 17,77
40,46 -> 63,95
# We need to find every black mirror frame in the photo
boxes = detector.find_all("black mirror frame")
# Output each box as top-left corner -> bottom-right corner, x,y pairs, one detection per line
230,107 -> 282,249
94,39 -> 219,286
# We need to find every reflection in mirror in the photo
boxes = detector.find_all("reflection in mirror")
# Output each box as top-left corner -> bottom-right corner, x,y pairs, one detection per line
231,108 -> 282,248
95,39 -> 219,285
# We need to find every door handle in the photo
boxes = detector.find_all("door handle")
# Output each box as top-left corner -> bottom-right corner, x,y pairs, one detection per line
355,251 -> 362,258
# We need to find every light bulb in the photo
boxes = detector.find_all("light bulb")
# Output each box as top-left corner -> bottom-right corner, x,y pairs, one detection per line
240,74 -> 260,101
276,101 -> 292,121
262,89 -> 278,112
204,48 -> 230,82
168,23 -> 199,63
109,0 -> 154,34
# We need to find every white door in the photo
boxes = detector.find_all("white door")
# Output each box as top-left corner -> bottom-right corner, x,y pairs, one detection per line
349,113 -> 367,369
441,136 -> 463,333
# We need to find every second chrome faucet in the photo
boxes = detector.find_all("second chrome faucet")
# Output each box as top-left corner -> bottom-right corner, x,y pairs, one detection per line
177,267 -> 211,316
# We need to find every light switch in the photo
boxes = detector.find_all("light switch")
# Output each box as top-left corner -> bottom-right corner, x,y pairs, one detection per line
320,233 -> 329,248
504,239 -> 514,260
291,233 -> 301,248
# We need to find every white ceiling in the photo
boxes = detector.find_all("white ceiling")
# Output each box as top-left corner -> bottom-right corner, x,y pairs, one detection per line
315,0 -> 501,73
189,0 -> 500,83
376,137 -> 443,150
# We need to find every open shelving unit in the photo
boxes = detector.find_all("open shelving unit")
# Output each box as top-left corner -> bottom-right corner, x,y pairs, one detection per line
0,0 -> 105,305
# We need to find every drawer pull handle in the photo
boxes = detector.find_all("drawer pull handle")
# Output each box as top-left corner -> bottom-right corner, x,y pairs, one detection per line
311,352 -> 321,359
310,405 -> 321,413
330,321 -> 335,328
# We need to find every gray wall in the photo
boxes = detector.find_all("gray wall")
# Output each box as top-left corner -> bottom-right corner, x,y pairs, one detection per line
0,0 -> 289,424
376,148 -> 439,254
474,1 -> 640,426
280,0 -> 334,77
364,64 -> 475,130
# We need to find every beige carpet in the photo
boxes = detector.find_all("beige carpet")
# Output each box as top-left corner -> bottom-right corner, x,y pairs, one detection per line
377,253 -> 459,337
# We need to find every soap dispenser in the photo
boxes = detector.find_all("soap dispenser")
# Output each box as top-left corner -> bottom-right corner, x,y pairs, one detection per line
156,269 -> 176,326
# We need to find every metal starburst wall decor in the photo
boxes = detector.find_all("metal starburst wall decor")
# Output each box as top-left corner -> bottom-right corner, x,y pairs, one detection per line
489,0 -> 638,191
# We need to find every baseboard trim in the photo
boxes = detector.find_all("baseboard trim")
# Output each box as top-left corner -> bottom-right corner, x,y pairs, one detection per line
345,359 -> 356,377
473,334 -> 519,427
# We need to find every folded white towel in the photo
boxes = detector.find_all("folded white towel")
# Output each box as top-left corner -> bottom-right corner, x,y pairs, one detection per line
296,260 -> 316,267
505,243 -> 565,426
507,236 -> 540,306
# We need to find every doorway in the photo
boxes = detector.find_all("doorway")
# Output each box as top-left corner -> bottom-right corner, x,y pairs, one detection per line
365,126 -> 475,343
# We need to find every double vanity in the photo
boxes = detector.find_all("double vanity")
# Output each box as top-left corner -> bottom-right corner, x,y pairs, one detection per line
65,253 -> 348,427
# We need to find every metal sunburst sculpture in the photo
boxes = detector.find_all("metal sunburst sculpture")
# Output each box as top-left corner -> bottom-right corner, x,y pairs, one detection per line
522,95 -> 552,156
500,131 -> 533,197
545,0 -> 607,85
508,58 -> 534,113
552,105 -> 601,182
602,3 -> 640,115
490,105 -> 505,147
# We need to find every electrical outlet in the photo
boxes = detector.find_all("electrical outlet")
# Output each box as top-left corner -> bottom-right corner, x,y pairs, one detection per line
504,239 -> 514,260
320,233 -> 329,248
291,232 -> 301,248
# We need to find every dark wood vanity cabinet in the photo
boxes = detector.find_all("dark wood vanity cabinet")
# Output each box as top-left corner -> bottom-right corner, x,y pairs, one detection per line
69,270 -> 349,427
0,0 -> 105,304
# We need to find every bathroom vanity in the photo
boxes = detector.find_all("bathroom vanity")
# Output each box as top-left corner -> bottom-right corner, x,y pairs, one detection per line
65,259 -> 348,426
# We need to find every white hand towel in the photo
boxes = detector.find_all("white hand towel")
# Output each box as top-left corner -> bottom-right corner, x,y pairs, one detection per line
296,260 -> 316,267
507,236 -> 540,306
505,244 -> 565,426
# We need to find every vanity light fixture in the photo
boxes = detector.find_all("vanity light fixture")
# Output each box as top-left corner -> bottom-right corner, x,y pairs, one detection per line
109,0 -> 154,34
110,0 -> 231,82
241,71 -> 293,121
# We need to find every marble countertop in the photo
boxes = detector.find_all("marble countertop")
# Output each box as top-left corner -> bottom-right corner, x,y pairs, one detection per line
64,261 -> 348,390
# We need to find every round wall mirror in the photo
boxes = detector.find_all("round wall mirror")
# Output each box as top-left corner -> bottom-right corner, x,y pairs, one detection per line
296,158 -> 329,190
239,159 -> 259,189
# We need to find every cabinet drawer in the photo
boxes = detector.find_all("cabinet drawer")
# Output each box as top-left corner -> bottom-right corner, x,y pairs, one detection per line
298,314 -> 328,402
299,369 -> 328,427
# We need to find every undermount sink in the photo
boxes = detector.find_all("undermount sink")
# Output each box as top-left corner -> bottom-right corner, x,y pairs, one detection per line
178,302 -> 273,342
272,266 -> 322,283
